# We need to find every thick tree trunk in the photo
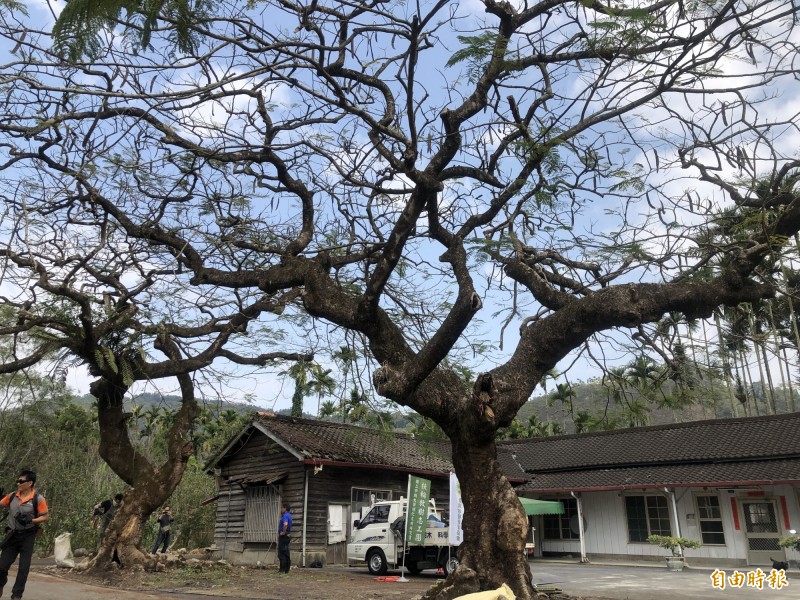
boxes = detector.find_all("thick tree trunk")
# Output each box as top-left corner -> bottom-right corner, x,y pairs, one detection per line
83,371 -> 200,572
429,436 -> 533,600
90,501 -> 154,570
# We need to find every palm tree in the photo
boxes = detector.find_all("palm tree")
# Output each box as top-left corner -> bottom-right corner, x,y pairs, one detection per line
319,400 -> 338,419
765,300 -> 792,413
549,382 -> 576,431
714,309 -> 741,417
283,360 -> 337,417
526,414 -> 564,437
721,305 -> 763,416
219,408 -> 240,425
140,405 -> 163,437
746,303 -> 776,414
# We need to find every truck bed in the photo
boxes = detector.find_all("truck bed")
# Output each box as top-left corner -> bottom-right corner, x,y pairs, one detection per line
417,525 -> 451,547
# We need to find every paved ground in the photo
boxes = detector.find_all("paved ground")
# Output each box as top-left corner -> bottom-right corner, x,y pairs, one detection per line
530,560 -> 796,599
4,558 -> 797,599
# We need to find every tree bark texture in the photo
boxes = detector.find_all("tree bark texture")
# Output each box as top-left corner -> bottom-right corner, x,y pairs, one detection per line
450,436 -> 533,600
89,501 -> 153,570
84,373 -> 199,571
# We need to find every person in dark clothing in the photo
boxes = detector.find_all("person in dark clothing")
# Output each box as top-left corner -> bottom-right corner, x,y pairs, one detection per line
151,506 -> 173,555
0,470 -> 49,600
92,493 -> 123,548
277,503 -> 293,573
91,498 -> 112,526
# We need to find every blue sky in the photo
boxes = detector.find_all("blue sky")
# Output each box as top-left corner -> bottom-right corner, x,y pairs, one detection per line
4,0 -> 800,415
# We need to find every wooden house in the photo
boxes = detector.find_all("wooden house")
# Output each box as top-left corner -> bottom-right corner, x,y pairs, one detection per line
205,412 -> 476,566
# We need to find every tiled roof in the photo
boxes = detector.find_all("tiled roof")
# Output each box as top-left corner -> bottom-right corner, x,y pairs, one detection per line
503,412 -> 800,492
517,460 -> 800,492
210,412 -> 527,481
501,412 -> 800,472
252,412 -> 454,475
216,411 -> 800,492
496,447 -> 528,481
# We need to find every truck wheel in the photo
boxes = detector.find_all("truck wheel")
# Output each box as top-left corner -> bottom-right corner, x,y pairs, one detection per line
406,561 -> 422,575
443,555 -> 459,576
367,549 -> 388,575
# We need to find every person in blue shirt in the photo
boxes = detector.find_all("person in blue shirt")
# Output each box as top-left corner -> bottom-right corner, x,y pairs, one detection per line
278,503 -> 292,573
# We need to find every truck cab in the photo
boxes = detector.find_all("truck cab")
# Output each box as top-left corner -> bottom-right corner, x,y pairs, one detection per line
346,499 -> 459,576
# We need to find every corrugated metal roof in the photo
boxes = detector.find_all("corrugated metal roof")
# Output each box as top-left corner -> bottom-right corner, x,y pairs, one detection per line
229,470 -> 288,485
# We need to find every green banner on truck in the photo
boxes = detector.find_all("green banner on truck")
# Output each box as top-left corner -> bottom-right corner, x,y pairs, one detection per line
405,475 -> 432,545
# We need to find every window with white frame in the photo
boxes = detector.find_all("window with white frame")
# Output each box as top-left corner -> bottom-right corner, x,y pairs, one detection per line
625,495 -> 672,542
696,495 -> 725,545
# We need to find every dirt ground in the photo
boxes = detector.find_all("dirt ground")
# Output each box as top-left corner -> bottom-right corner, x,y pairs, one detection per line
39,559 -> 578,600
44,561 -> 446,600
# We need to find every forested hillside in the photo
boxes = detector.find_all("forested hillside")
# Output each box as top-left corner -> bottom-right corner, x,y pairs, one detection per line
0,381 -> 249,556
509,363 -> 797,438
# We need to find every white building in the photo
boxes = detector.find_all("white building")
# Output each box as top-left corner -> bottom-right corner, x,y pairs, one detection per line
502,412 -> 800,567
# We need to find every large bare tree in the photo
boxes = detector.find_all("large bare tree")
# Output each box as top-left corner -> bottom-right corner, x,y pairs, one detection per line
0,203 -> 310,567
0,91 -> 311,567
3,0 -> 800,596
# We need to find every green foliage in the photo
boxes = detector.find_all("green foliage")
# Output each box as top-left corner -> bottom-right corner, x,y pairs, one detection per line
513,138 -> 563,171
191,408 -> 251,460
406,414 -> 448,441
0,375 -> 244,555
51,0 -> 210,61
497,414 -> 565,439
319,400 -> 338,419
585,5 -> 660,53
778,535 -> 800,552
52,0 -> 138,60
446,32 -> 502,74
445,32 -> 522,82
469,234 -> 515,264
647,535 -> 701,556
515,345 -> 757,435
161,456 -> 217,548
317,390 -> 404,430
0,0 -> 26,14
281,361 -> 336,418
573,409 -> 610,433
0,394 -> 112,553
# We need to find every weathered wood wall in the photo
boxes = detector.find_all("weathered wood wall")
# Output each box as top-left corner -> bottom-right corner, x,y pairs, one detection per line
213,430 -> 305,556
211,428 -> 451,564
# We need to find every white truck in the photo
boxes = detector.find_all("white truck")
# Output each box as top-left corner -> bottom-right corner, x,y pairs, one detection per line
346,499 -> 460,576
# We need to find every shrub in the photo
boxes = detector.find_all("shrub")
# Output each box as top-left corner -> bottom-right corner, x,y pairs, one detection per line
647,535 -> 701,557
778,535 -> 800,552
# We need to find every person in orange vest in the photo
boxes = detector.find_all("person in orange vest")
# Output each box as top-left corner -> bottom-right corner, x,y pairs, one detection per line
0,470 -> 49,600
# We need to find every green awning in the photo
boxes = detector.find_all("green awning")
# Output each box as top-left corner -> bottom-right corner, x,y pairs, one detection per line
519,497 -> 564,516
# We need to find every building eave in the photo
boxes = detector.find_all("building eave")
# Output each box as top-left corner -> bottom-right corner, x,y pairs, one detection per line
521,478 -> 800,494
